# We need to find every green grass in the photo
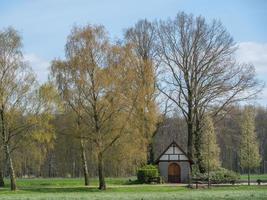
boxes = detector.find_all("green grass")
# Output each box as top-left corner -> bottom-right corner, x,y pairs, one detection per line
11,177 -> 132,187
240,174 -> 267,181
0,178 -> 267,200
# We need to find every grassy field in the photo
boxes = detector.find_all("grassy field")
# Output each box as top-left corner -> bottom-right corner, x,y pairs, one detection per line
0,177 -> 267,200
240,174 -> 267,181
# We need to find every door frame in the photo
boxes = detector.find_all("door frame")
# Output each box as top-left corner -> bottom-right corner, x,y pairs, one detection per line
168,162 -> 181,183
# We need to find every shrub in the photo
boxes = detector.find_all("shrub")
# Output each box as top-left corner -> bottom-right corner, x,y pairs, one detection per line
137,165 -> 159,183
210,168 -> 240,184
257,179 -> 262,185
193,167 -> 240,184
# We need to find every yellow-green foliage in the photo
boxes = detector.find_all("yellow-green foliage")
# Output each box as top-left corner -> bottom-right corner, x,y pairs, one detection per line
200,115 -> 221,171
239,107 -> 261,170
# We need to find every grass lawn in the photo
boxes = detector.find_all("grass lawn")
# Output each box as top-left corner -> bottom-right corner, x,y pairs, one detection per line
240,174 -> 267,181
0,177 -> 267,200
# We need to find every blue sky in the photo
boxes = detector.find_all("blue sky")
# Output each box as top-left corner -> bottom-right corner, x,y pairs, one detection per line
0,0 -> 267,104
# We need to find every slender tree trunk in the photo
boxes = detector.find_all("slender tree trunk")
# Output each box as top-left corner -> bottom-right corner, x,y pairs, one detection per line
248,168 -> 250,186
5,144 -> 17,191
207,131 -> 210,189
72,160 -> 75,178
98,152 -> 106,190
0,107 -> 16,190
247,135 -> 250,186
77,115 -> 89,186
0,164 -> 4,187
0,108 -> 5,188
147,142 -> 154,164
80,139 -> 89,186
48,153 -> 52,177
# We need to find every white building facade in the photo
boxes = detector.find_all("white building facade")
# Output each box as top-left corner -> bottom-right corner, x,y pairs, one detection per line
155,141 -> 193,183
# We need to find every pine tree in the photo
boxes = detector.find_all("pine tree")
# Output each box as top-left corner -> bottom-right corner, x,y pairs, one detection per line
239,107 -> 261,185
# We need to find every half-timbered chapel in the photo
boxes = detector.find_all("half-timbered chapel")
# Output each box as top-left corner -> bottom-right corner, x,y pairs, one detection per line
155,141 -> 193,183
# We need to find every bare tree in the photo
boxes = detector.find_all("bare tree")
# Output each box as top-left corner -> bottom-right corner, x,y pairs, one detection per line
156,12 -> 262,172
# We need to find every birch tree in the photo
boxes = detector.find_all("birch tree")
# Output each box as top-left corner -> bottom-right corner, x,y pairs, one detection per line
50,57 -> 90,186
0,27 -> 36,190
51,24 -> 138,190
0,27 -> 56,191
125,19 -> 159,164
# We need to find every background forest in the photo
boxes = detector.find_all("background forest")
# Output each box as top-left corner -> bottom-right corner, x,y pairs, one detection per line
7,105 -> 266,178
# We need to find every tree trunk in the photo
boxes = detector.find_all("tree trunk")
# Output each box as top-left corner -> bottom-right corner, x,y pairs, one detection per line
5,144 -> 17,191
186,105 -> 197,187
76,115 -> 89,186
0,107 -> 16,190
194,132 -> 205,173
187,120 -> 193,159
0,165 -> 4,187
0,109 -> 5,188
147,142 -> 154,164
188,164 -> 192,187
48,153 -> 52,177
98,152 -> 106,190
207,131 -> 210,189
194,117 -> 206,173
248,168 -> 250,186
80,139 -> 89,186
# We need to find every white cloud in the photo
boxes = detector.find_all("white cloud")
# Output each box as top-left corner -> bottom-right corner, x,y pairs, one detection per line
236,42 -> 267,105
236,42 -> 267,74
24,53 -> 50,83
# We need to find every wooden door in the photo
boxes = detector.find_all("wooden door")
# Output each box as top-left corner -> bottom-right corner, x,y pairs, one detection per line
168,163 -> 180,183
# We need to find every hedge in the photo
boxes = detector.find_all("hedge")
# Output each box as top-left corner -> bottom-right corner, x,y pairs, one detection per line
137,165 -> 159,183
193,167 -> 240,184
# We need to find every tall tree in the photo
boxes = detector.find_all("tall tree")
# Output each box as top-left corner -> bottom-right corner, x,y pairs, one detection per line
0,27 -> 36,190
125,19 -> 159,164
51,25 -> 138,190
239,107 -> 261,185
0,28 -> 56,190
255,106 -> 267,173
51,63 -> 90,186
156,12 -> 261,171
